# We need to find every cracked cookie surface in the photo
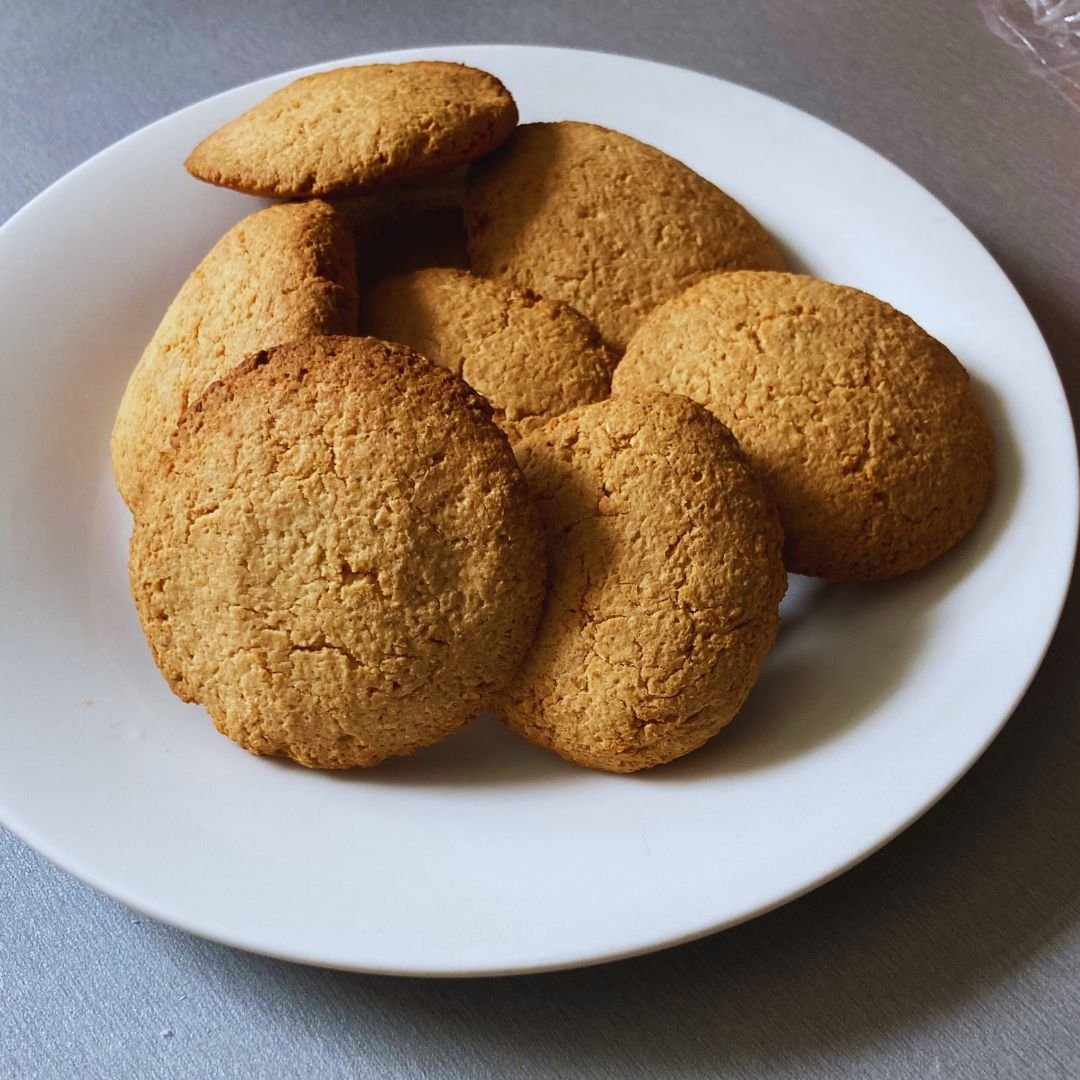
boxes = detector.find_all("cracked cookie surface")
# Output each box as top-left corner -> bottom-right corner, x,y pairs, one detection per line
464,121 -> 786,351
612,271 -> 995,580
111,200 -> 358,510
501,393 -> 786,773
361,267 -> 617,446
186,62 -> 518,198
129,335 -> 547,769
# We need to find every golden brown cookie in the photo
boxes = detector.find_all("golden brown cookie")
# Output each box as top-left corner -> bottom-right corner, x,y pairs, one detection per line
111,201 -> 358,510
186,63 -> 518,198
465,121 -> 786,351
333,169 -> 470,286
361,268 -> 617,445
613,271 -> 995,580
130,336 -> 547,770
501,393 -> 786,773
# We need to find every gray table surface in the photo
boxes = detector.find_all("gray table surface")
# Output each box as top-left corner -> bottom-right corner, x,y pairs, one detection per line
3,1 -> 1079,1077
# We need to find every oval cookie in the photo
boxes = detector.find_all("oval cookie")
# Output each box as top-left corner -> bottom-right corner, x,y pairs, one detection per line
465,121 -> 785,351
361,268 -> 616,444
130,336 -> 547,769
186,62 -> 518,198
613,271 -> 995,580
502,393 -> 786,773
110,200 -> 358,509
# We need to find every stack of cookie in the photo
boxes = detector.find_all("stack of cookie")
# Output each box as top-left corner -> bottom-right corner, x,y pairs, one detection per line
113,61 -> 993,775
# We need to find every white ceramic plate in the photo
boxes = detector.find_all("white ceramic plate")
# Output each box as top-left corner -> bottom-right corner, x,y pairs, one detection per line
0,45 -> 1075,977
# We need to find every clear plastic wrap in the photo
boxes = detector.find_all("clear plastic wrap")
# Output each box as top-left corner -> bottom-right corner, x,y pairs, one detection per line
980,0 -> 1080,109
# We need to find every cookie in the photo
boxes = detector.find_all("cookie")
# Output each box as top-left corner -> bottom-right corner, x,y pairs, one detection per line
332,169 -> 470,286
361,268 -> 617,445
186,62 -> 518,198
501,393 -> 786,773
465,121 -> 786,351
111,200 -> 358,509
613,271 -> 995,580
129,336 -> 547,770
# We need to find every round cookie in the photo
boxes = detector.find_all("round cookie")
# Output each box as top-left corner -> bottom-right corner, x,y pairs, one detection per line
613,271 -> 995,580
361,268 -> 617,445
130,336 -> 547,769
186,62 -> 518,198
502,393 -> 786,773
111,200 -> 358,510
465,121 -> 786,351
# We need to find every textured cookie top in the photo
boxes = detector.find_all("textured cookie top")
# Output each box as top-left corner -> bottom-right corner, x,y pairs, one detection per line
186,63 -> 518,197
501,393 -> 786,773
465,121 -> 786,351
613,271 -> 995,580
361,268 -> 617,445
111,200 -> 358,510
333,169 -> 470,286
129,336 -> 546,769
